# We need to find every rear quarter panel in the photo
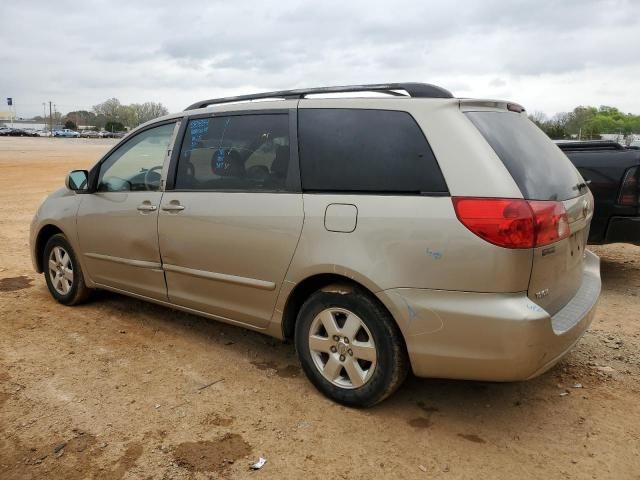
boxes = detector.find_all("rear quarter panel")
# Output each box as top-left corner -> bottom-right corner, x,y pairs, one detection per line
285,194 -> 533,293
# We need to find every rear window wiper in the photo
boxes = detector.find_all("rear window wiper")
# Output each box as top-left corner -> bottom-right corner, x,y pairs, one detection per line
574,181 -> 591,192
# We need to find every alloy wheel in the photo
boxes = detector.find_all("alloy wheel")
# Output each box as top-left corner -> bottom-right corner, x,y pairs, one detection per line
308,307 -> 377,389
48,246 -> 74,295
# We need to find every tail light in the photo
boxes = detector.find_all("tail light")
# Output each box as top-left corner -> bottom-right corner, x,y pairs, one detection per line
452,197 -> 570,249
618,167 -> 639,206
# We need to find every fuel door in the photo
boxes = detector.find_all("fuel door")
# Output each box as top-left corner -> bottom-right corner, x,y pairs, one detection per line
324,203 -> 358,233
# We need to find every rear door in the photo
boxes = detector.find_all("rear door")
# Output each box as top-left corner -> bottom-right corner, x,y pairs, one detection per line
465,109 -> 593,314
158,110 -> 303,329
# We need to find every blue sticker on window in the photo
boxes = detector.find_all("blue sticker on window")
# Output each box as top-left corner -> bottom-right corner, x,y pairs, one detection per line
190,119 -> 209,145
215,148 -> 226,170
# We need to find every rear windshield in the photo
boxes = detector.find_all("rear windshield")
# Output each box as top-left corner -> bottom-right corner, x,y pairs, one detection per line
466,111 -> 584,201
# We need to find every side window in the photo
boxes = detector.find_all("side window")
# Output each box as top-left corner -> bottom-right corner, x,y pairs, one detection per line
298,109 -> 448,194
98,122 -> 176,192
175,114 -> 290,191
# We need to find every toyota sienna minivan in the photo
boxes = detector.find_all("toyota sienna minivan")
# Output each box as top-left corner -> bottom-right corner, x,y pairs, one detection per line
31,83 -> 601,406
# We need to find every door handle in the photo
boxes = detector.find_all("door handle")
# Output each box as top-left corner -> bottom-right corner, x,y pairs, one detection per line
137,203 -> 157,212
162,203 -> 185,212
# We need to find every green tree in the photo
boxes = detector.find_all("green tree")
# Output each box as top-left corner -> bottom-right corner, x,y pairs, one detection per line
66,110 -> 97,129
528,111 -> 548,128
64,120 -> 77,130
93,114 -> 107,129
104,121 -> 125,132
117,105 -> 137,129
92,98 -> 122,119
529,112 -> 568,139
90,98 -> 169,129
130,102 -> 169,126
530,106 -> 640,140
565,106 -> 597,137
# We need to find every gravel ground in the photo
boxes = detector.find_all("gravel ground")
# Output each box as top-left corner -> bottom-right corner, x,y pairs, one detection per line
1,137 -> 639,479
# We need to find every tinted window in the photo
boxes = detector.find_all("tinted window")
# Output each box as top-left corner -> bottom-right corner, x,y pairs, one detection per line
98,123 -> 175,192
465,112 -> 584,200
175,114 -> 291,191
298,109 -> 447,193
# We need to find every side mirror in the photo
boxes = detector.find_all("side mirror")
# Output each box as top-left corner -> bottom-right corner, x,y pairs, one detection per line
65,170 -> 89,192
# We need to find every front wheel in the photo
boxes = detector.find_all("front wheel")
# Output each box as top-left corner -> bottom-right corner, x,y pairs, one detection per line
43,234 -> 92,305
295,287 -> 409,407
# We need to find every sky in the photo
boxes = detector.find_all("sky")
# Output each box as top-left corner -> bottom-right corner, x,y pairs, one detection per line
1,0 -> 639,119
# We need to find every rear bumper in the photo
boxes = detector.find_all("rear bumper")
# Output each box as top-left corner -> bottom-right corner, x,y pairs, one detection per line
604,216 -> 640,245
377,250 -> 601,381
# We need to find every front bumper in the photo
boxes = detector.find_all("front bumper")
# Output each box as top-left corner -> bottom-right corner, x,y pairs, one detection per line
604,216 -> 640,245
377,250 -> 601,381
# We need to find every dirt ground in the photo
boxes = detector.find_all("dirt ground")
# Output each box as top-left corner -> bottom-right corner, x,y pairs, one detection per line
1,137 -> 639,480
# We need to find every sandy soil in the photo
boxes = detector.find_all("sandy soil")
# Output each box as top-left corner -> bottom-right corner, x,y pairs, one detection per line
1,137 -> 639,479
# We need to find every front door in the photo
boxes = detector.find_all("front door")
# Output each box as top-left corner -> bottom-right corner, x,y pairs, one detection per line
158,112 -> 303,329
77,121 -> 179,300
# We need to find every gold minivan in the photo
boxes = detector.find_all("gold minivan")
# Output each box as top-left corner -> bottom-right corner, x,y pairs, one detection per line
31,83 -> 601,406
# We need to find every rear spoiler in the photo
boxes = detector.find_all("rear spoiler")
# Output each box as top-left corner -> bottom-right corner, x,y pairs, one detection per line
458,99 -> 526,113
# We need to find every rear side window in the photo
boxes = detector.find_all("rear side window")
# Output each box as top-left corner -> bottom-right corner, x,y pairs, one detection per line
465,111 -> 584,201
175,114 -> 292,191
298,109 -> 448,194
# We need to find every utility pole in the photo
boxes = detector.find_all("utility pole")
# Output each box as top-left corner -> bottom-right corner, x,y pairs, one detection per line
49,101 -> 53,133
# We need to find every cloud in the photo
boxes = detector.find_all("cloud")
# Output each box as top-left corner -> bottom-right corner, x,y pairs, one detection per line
1,0 -> 639,117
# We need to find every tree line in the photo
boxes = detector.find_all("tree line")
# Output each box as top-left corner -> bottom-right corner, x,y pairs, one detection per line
529,105 -> 640,140
33,98 -> 169,131
31,99 -> 639,138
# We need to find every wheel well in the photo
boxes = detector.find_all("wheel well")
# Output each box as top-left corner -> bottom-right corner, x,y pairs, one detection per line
35,225 -> 63,272
281,273 -> 391,340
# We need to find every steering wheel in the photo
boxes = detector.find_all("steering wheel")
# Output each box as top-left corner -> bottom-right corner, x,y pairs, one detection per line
144,166 -> 163,191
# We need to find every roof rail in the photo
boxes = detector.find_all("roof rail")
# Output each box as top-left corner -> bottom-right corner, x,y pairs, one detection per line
555,140 -> 625,151
184,82 -> 453,110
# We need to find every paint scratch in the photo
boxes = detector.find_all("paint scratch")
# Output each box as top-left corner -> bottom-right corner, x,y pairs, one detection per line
526,303 -> 544,313
426,248 -> 443,260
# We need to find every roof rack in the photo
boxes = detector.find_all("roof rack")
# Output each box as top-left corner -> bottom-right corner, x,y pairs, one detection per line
185,82 -> 453,110
555,140 -> 625,151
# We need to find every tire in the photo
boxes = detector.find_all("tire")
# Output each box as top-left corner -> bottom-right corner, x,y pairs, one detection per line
43,234 -> 92,305
294,287 -> 409,407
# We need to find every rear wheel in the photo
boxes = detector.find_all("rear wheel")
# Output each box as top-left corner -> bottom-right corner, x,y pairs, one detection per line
43,234 -> 92,305
295,287 -> 408,407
